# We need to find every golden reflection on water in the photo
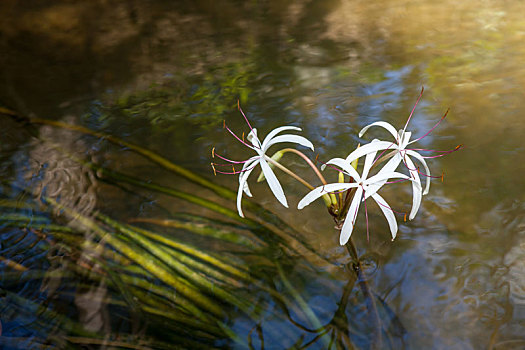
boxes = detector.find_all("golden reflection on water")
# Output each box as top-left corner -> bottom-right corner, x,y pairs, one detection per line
280,0 -> 525,347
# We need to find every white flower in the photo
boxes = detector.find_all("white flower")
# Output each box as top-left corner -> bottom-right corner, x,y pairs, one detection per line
299,144 -> 419,244
342,125 -> 426,220
235,126 -> 314,217
342,91 -> 448,220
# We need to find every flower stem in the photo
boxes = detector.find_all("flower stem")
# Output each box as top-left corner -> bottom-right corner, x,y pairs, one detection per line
264,155 -> 314,190
264,155 -> 333,207
279,148 -> 338,208
279,148 -> 328,185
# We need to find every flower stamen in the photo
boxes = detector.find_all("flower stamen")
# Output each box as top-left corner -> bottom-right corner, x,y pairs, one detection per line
411,108 -> 450,143
238,100 -> 254,132
403,86 -> 424,133
211,162 -> 257,175
415,166 -> 444,180
213,151 -> 250,164
224,121 -> 254,149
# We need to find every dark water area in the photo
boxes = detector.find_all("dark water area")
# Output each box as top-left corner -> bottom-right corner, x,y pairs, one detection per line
1,1 -> 525,349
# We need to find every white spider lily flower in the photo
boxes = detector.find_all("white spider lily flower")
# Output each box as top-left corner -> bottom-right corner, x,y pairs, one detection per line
299,147 -> 420,244
212,121 -> 314,218
341,129 -> 425,220
237,127 -> 314,217
342,90 -> 450,220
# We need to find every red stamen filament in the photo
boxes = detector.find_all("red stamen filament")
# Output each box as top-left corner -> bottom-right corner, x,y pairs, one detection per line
411,108 -> 449,143
371,142 -> 397,168
384,178 -> 411,185
224,121 -> 256,149
238,100 -> 254,132
213,151 -> 251,164
403,86 -> 424,133
406,144 -> 462,159
374,197 -> 406,216
211,162 -> 258,175
415,166 -> 444,180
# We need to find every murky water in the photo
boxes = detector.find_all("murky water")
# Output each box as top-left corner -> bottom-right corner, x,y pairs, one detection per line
1,1 -> 524,349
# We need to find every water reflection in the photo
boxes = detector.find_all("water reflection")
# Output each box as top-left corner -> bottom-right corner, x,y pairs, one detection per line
1,0 -> 525,348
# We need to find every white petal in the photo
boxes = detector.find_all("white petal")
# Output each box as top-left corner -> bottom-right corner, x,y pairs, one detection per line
404,156 -> 422,220
339,187 -> 363,245
362,153 -> 403,200
405,150 -> 431,195
297,183 -> 359,210
361,149 -> 379,179
261,126 -> 302,150
400,131 -> 412,149
237,165 -> 257,217
247,129 -> 261,148
263,134 -> 314,152
324,158 -> 361,182
259,157 -> 288,208
240,157 -> 259,197
345,140 -> 397,165
381,152 -> 403,173
359,121 -> 399,140
366,170 -> 410,187
371,192 -> 398,240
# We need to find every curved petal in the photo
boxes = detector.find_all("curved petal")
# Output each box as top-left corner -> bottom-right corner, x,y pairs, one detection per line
237,165 -> 257,217
366,170 -> 411,187
298,183 -> 359,210
405,150 -> 431,195
345,140 -> 397,164
263,134 -> 314,152
239,157 -> 260,197
259,157 -> 288,208
324,158 -> 361,182
261,126 -> 301,150
404,156 -> 422,220
361,149 -> 379,179
371,193 -> 398,240
362,153 -> 404,200
339,187 -> 363,245
359,121 -> 399,140
247,128 -> 261,148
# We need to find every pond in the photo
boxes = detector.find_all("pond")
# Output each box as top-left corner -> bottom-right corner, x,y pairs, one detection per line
1,1 -> 524,349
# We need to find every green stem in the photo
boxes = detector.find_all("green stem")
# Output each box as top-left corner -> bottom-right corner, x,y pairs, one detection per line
264,155 -> 334,207
279,148 -> 328,185
264,155 -> 314,190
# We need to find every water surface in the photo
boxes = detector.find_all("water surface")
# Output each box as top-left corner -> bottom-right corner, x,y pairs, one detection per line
1,1 -> 524,349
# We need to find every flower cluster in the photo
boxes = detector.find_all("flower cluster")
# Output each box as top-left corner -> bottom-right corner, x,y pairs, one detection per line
212,90 -> 461,245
